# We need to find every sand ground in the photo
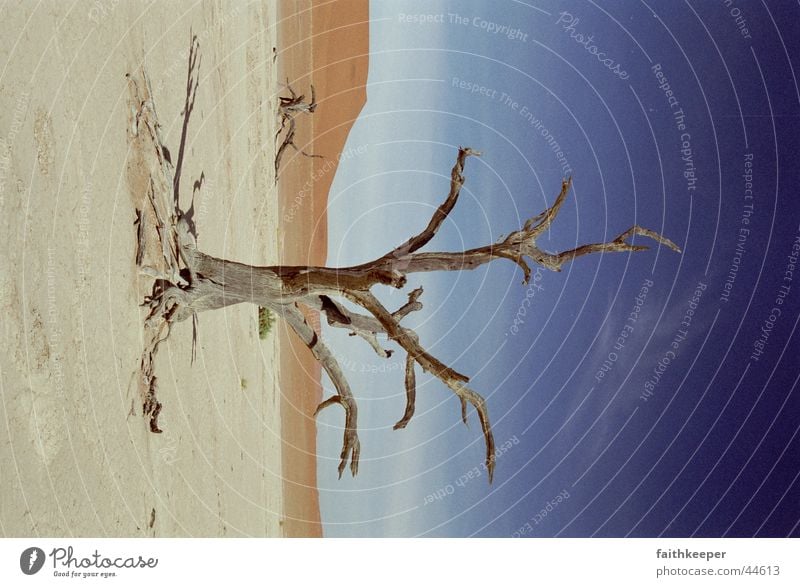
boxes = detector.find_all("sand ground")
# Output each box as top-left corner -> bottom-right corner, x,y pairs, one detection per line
0,1 -> 285,537
0,0 -> 368,538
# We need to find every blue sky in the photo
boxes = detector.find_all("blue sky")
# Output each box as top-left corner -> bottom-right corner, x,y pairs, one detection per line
314,0 -> 800,537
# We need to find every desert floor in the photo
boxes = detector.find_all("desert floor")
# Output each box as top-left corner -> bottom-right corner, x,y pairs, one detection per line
0,0 -> 369,538
1,1 -> 287,537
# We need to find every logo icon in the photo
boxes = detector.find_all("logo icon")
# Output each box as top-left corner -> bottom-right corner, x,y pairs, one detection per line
20,547 -> 45,575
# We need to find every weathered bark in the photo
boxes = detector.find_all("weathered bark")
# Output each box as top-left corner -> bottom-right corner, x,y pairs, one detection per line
129,52 -> 680,483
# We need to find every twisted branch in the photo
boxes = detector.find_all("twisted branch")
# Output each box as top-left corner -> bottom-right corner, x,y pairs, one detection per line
388,147 -> 480,257
282,303 -> 360,478
394,353 -> 417,431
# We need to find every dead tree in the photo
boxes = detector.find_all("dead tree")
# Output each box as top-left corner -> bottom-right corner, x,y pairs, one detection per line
127,54 -> 680,483
274,80 -> 321,181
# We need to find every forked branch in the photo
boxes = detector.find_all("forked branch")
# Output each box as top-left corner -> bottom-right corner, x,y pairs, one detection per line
346,289 -> 497,481
283,303 -> 361,478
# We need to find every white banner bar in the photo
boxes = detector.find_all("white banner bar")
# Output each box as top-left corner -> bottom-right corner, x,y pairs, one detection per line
1,538 -> 796,586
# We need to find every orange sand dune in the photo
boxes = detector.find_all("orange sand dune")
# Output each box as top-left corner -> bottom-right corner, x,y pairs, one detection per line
277,0 -> 369,537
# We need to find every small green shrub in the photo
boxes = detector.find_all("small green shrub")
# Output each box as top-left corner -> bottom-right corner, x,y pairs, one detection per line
258,306 -> 275,339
